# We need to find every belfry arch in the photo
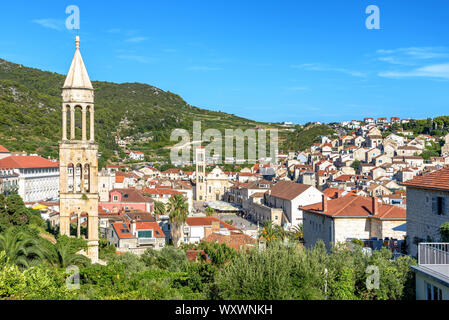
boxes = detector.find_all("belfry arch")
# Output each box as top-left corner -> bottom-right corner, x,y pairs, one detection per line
59,36 -> 99,263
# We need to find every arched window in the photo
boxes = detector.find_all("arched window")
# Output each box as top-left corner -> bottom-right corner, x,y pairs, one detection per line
75,164 -> 82,193
84,164 -> 90,193
74,106 -> 83,140
68,163 -> 75,193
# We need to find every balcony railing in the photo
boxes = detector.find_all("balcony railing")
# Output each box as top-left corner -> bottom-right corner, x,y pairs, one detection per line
138,238 -> 156,246
418,243 -> 449,265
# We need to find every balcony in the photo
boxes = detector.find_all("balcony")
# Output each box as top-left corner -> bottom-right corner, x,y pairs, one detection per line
413,243 -> 449,288
138,238 -> 156,246
418,243 -> 449,265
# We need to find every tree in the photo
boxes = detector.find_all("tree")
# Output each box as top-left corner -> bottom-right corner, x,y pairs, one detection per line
0,194 -> 31,231
153,201 -> 166,216
167,195 -> 189,248
258,221 -> 277,243
351,160 -> 362,172
274,224 -> 289,242
292,224 -> 303,240
205,207 -> 216,217
0,228 -> 43,269
439,222 -> 449,242
43,236 -> 90,268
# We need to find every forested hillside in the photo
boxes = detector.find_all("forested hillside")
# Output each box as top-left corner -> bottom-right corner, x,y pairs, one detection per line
0,58 -> 278,165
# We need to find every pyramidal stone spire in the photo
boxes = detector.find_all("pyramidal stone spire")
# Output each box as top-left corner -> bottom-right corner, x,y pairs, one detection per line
63,35 -> 93,90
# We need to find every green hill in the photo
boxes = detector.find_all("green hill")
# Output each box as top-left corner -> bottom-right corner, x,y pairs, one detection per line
0,58 -> 285,166
282,124 -> 336,151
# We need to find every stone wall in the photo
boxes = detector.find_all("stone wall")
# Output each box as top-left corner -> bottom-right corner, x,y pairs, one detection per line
406,187 -> 449,256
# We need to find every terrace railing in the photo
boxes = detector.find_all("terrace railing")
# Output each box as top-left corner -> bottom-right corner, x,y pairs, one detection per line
418,243 -> 449,265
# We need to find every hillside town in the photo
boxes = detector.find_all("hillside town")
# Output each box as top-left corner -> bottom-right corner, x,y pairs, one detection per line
1,1 -> 449,302
2,111 -> 449,299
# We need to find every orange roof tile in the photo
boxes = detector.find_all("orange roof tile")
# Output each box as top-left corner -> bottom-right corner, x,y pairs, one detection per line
185,217 -> 239,231
135,222 -> 165,238
0,156 -> 58,169
202,232 -> 256,250
269,181 -> 311,201
300,195 -> 405,220
402,166 -> 449,191
0,145 -> 10,153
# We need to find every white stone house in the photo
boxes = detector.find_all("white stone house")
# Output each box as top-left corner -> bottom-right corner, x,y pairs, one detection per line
403,167 -> 449,256
265,181 -> 323,227
129,151 -> 145,161
301,195 -> 406,250
0,156 -> 59,202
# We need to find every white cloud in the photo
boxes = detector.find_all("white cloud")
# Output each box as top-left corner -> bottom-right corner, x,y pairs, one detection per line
376,47 -> 449,65
32,19 -> 65,31
125,37 -> 148,43
291,63 -> 366,77
379,63 -> 449,79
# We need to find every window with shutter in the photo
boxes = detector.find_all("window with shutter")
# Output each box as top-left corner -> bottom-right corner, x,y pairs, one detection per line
442,197 -> 446,216
437,197 -> 444,215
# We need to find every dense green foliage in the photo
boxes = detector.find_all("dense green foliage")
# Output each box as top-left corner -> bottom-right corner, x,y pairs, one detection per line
439,222 -> 449,242
0,170 -> 418,301
215,242 -> 416,300
0,58 -> 278,166
282,124 -> 336,151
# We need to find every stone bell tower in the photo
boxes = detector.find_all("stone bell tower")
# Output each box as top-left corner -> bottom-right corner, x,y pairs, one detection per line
195,146 -> 206,201
59,36 -> 99,263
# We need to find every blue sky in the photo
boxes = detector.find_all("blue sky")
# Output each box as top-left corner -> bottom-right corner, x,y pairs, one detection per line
1,0 -> 448,124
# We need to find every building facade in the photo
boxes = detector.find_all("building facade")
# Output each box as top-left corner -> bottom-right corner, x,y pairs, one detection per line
403,167 -> 449,256
0,156 -> 59,202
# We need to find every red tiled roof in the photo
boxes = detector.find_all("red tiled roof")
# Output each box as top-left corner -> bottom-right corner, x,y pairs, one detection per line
112,223 -> 134,239
141,188 -> 182,197
0,145 -> 10,153
162,168 -> 182,174
268,181 -> 311,201
186,250 -> 210,262
135,222 -> 165,238
185,217 -> 239,231
322,188 -> 344,199
0,156 -> 58,169
402,167 -> 449,191
238,172 -> 256,177
300,195 -> 405,220
202,232 -> 256,250
334,174 -> 361,182
111,189 -> 153,203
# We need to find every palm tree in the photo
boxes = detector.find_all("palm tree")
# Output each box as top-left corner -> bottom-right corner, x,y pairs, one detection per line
274,224 -> 289,243
0,228 -> 43,269
205,207 -> 216,217
292,224 -> 303,240
154,201 -> 166,216
167,195 -> 189,248
44,240 -> 90,268
258,221 -> 277,243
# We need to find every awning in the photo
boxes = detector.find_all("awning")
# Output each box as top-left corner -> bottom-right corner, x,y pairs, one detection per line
32,204 -> 48,210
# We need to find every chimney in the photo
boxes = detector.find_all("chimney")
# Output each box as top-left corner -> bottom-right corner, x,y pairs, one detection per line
322,195 -> 328,212
211,220 -> 220,233
372,197 -> 378,215
131,220 -> 137,236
